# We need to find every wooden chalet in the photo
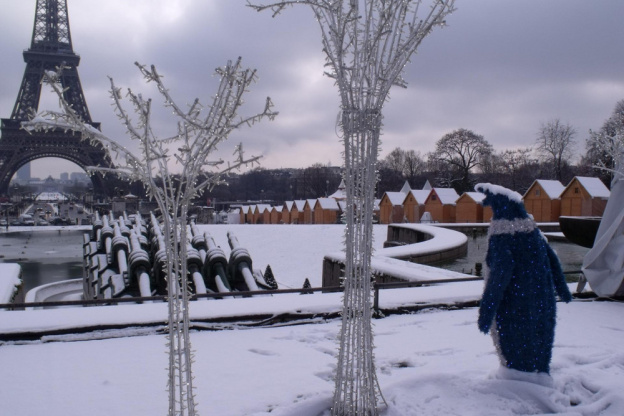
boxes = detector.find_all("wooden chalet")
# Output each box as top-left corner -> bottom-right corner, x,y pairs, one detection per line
253,204 -> 271,224
455,192 -> 492,223
282,201 -> 294,224
270,206 -> 283,224
314,198 -> 341,224
303,199 -> 316,224
423,188 -> 459,223
379,192 -> 407,224
403,189 -> 430,223
560,176 -> 610,217
239,205 -> 250,224
245,205 -> 257,224
291,200 -> 306,224
522,180 -> 564,222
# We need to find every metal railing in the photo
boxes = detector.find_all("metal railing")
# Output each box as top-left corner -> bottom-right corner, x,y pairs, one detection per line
1,271 -> 583,312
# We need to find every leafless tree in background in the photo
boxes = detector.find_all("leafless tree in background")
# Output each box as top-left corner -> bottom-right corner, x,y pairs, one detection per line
430,128 -> 493,192
535,118 -> 577,181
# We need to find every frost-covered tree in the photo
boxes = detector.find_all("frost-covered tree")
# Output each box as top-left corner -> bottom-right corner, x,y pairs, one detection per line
25,59 -> 277,416
583,100 -> 624,185
535,119 -> 577,181
248,1 -> 456,414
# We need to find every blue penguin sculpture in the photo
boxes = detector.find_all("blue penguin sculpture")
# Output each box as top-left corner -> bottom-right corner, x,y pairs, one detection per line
476,183 -> 572,374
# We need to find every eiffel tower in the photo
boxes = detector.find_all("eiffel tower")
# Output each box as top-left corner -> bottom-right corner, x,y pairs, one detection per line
0,0 -> 114,197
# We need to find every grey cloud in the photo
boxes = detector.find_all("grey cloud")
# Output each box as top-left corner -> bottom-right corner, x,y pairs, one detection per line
1,0 -> 623,178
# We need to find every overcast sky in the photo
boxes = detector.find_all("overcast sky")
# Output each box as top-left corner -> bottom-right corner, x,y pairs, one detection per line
1,0 -> 623,179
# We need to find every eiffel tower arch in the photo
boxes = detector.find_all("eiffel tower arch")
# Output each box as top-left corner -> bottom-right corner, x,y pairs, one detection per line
0,0 -> 115,197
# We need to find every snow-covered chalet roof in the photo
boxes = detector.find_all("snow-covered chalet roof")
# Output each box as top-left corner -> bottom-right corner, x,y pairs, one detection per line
315,198 -> 340,210
255,204 -> 271,213
291,200 -> 305,211
409,189 -> 431,204
383,191 -> 407,206
284,201 -> 295,211
400,181 -> 411,194
460,192 -> 486,204
432,188 -> 460,205
574,176 -> 610,198
532,179 -> 565,199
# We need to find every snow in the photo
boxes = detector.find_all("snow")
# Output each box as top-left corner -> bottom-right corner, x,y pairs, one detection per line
375,223 -> 468,260
35,192 -> 67,201
328,179 -> 346,200
383,191 -> 407,206
1,225 -> 623,416
0,264 -> 22,303
255,204 -> 271,214
409,189 -> 431,204
294,200 -> 306,211
462,191 -> 486,204
535,180 -> 565,199
315,198 -> 340,210
1,294 -> 622,416
400,180 -> 411,194
432,187 -> 460,205
575,176 -> 611,199
476,183 -> 523,203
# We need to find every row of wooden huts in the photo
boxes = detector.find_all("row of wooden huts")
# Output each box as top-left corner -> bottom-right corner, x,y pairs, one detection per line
237,198 -> 345,225
378,176 -> 610,224
234,176 -> 610,225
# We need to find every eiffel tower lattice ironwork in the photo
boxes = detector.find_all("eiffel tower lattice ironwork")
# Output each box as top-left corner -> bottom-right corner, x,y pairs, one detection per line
0,0 -> 114,196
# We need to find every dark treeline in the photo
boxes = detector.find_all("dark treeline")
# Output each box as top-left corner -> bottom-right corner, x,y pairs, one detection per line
136,100 -> 624,208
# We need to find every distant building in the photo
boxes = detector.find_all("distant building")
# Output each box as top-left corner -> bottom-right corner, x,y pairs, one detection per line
522,180 -> 565,222
423,188 -> 459,223
379,192 -> 407,224
314,198 -> 341,224
70,172 -> 90,183
270,206 -> 283,224
16,163 -> 31,181
560,176 -> 610,217
456,192 -> 492,223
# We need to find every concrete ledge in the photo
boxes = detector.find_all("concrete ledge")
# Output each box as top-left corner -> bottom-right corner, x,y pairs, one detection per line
25,279 -> 83,309
323,224 -> 470,287
0,264 -> 23,307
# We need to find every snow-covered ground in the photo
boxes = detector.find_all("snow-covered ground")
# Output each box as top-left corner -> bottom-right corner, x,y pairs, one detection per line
0,224 -> 622,415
